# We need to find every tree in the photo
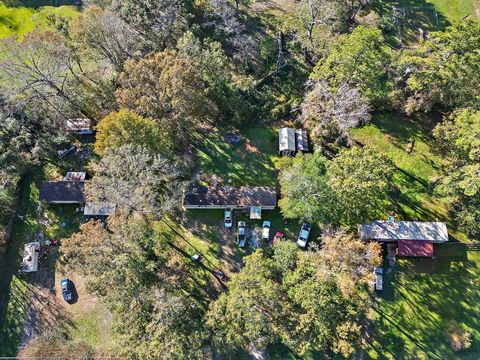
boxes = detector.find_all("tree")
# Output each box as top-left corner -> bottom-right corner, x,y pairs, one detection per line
326,146 -> 394,226
94,110 -> 165,156
299,79 -> 371,145
61,217 -> 206,359
109,0 -> 188,49
207,251 -> 292,354
207,0 -> 259,65
69,6 -> 143,71
177,32 -> 248,123
85,145 -> 186,217
311,26 -> 393,104
0,32 -> 113,122
116,50 -> 217,151
433,109 -> 480,237
278,150 -> 334,223
279,147 -> 393,226
397,21 -> 480,114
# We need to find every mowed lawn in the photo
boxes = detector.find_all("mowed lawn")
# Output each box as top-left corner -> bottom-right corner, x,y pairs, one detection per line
353,113 -> 479,358
0,0 -> 79,39
368,245 -> 480,359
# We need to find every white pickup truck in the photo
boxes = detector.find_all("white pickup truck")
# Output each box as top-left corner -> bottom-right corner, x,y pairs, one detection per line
374,267 -> 383,291
262,221 -> 271,241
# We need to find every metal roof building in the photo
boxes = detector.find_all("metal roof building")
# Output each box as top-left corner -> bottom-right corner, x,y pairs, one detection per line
279,127 -> 296,156
358,221 -> 449,243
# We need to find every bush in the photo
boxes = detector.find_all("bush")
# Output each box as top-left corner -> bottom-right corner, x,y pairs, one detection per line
444,320 -> 472,352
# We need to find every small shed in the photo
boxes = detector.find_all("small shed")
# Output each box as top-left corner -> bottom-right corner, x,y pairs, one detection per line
64,172 -> 86,181
66,118 -> 93,135
279,128 -> 296,156
249,206 -> 262,220
295,129 -> 309,152
39,181 -> 85,204
84,202 -> 116,217
21,242 -> 40,273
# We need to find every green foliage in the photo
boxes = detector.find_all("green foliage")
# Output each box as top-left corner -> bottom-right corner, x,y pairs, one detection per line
311,26 -> 393,105
398,21 -> 480,113
279,147 -> 394,226
433,109 -> 480,237
278,151 -> 333,223
86,145 -> 186,217
208,230 -> 380,357
94,110 -> 166,156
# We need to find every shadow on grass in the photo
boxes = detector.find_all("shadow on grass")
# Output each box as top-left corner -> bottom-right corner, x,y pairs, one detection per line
3,0 -> 80,8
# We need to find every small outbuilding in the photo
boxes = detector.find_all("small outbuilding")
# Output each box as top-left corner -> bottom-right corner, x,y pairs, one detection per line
39,181 -> 85,204
295,129 -> 309,152
83,202 -> 116,217
279,128 -> 296,156
64,172 -> 86,181
65,118 -> 94,135
21,242 -> 41,273
184,186 -> 277,210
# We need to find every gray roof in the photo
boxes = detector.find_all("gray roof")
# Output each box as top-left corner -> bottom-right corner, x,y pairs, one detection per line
279,128 -> 296,152
184,186 -> 277,208
358,221 -> 449,243
39,181 -> 85,203
84,202 -> 116,216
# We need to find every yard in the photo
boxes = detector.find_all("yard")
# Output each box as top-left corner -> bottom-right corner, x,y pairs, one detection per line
0,0 -> 79,39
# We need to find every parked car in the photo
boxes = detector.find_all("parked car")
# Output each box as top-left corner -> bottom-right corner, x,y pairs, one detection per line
237,221 -> 246,247
273,231 -> 285,243
213,268 -> 228,282
224,208 -> 233,228
60,278 -> 74,303
374,267 -> 383,291
296,222 -> 311,248
262,221 -> 271,241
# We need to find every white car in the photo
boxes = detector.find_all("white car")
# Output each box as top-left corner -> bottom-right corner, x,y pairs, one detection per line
224,208 -> 233,228
262,221 -> 271,241
237,221 -> 246,247
296,222 -> 311,248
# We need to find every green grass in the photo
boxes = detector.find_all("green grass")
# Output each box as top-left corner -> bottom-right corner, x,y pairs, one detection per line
368,246 -> 480,359
351,112 -> 469,242
0,1 -> 79,39
197,125 -> 279,187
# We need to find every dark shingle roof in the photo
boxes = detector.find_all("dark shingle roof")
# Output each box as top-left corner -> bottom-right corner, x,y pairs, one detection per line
184,186 -> 277,207
39,181 -> 85,203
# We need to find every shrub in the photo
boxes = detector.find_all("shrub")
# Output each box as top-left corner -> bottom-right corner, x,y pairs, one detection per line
444,320 -> 472,352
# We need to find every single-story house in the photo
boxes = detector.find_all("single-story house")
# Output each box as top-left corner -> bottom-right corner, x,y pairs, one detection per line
84,202 -> 116,217
279,127 -> 309,156
39,181 -> 85,204
358,220 -> 449,257
21,242 -> 40,273
184,186 -> 277,210
64,171 -> 86,181
66,118 -> 94,135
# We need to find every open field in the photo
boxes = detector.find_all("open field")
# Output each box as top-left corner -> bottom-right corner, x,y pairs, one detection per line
0,0 -> 79,39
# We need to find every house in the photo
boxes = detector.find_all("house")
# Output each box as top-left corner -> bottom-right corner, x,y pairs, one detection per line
21,242 -> 40,273
39,181 -> 85,204
184,186 -> 277,211
358,220 -> 449,257
83,202 -> 116,217
65,118 -> 94,135
279,127 -> 309,156
279,128 -> 296,156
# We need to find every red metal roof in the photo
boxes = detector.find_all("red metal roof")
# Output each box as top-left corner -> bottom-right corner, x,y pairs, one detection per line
398,240 -> 434,257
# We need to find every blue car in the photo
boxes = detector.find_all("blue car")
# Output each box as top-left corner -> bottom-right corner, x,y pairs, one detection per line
61,278 -> 74,302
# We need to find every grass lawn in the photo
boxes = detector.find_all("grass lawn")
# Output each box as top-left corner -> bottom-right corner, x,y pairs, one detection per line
0,0 -> 79,39
351,112 -> 469,242
368,245 -> 480,359
196,125 -> 279,187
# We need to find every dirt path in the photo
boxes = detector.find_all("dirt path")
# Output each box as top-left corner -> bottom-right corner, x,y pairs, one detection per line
217,226 -> 244,274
